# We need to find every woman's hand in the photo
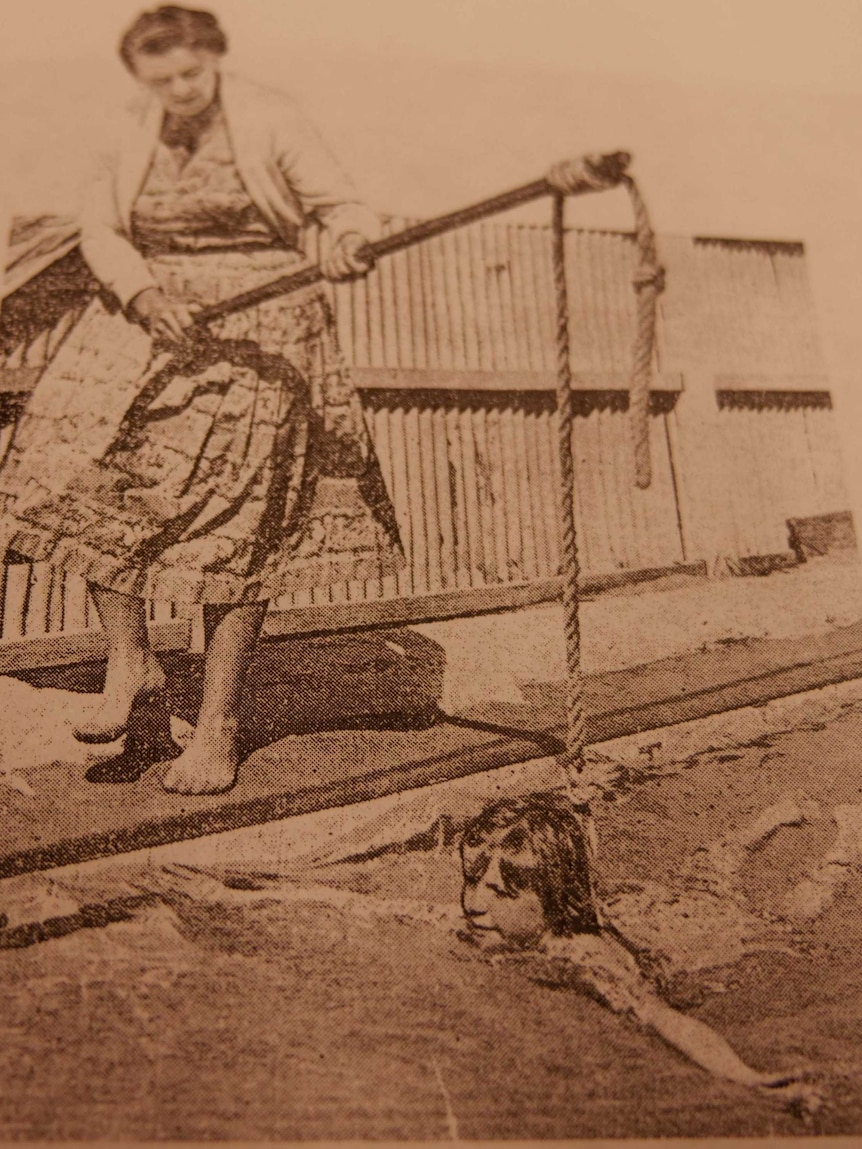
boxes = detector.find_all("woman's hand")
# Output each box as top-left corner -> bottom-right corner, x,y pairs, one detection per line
130,287 -> 197,343
321,232 -> 374,281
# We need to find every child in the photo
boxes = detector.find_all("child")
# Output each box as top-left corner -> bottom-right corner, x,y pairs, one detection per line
459,790 -> 848,1113
5,788 -> 847,1118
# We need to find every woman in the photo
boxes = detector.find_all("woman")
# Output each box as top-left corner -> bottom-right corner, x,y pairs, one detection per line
0,5 -> 403,794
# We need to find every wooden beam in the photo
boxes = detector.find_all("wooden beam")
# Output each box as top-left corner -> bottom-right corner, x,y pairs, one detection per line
351,367 -> 685,392
4,612 -> 862,880
713,373 -> 831,393
0,619 -> 191,675
0,563 -> 708,674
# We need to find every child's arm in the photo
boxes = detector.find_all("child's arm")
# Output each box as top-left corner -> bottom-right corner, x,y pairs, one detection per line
636,994 -> 778,1087
567,934 -> 802,1091
635,994 -> 822,1116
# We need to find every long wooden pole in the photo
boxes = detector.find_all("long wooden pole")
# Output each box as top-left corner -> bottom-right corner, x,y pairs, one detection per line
193,152 -> 631,327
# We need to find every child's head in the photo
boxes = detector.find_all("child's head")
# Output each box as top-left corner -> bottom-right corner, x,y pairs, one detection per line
459,791 -> 600,947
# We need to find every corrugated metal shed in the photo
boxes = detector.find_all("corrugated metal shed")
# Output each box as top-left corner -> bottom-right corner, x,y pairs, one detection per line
322,221 -> 826,387
0,219 -> 849,657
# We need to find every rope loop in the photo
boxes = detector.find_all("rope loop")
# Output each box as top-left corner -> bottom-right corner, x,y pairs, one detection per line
632,264 -> 666,293
546,151 -> 631,197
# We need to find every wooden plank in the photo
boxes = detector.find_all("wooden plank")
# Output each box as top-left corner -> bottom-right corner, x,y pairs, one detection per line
427,235 -> 452,371
390,235 -> 414,371
386,403 -> 414,598
418,406 -> 443,593
365,254 -> 386,370
453,224 -> 481,372
404,221 -> 429,370
351,367 -> 685,392
481,222 -> 508,372
514,225 -> 544,371
599,403 -> 633,570
23,562 -> 52,637
523,406 -> 552,579
403,404 -> 429,595
529,226 -> 556,369
0,563 -> 711,676
7,594 -> 862,883
536,407 -> 561,575
467,404 -> 496,583
445,405 -> 472,590
377,222 -> 401,369
458,403 -> 487,587
572,401 -> 602,574
511,406 -> 539,582
487,404 -> 512,583
1,563 -> 31,640
417,233 -> 441,371
432,405 -> 458,590
47,567 -> 66,633
349,262 -> 370,369
369,404 -> 398,600
441,226 -> 468,371
347,579 -> 369,603
494,224 -> 522,370
61,573 -> 90,634
499,403 -> 525,582
0,619 -> 192,675
466,221 -> 494,371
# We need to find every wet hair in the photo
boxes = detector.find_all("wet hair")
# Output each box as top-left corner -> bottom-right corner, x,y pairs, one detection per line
119,6 -> 228,72
460,791 -> 601,937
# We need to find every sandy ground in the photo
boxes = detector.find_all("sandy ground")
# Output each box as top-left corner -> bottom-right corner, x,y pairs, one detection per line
417,554 -> 862,710
2,679 -> 862,1136
2,557 -> 862,1138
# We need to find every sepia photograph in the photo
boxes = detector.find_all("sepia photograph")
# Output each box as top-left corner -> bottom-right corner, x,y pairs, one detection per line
1,0 -> 862,1138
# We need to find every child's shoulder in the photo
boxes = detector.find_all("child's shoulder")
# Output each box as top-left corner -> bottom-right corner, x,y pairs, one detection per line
540,929 -> 655,1016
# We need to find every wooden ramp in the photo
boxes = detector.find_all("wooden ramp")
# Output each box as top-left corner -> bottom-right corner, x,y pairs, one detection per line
3,619 -> 862,881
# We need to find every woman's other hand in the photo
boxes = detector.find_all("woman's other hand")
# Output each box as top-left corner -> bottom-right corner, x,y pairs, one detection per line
130,287 -> 196,342
320,232 -> 374,282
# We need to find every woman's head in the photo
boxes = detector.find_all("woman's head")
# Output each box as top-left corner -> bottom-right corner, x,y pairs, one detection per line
460,792 -> 600,947
120,6 -> 227,118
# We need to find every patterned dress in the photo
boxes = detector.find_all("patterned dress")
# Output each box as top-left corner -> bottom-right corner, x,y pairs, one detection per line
0,103 -> 403,604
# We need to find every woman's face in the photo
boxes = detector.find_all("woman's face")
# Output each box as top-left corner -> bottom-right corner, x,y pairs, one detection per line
131,46 -> 220,118
460,841 -> 546,948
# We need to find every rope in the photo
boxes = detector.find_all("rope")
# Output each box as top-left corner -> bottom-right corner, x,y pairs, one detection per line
623,175 -> 665,490
546,159 -> 664,491
546,165 -> 664,910
550,192 -> 589,800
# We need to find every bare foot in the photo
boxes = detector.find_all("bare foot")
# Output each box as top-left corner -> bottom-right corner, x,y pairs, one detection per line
784,804 -> 862,919
784,871 -> 845,920
160,721 -> 239,795
704,793 -> 820,879
73,654 -> 166,743
738,792 -> 820,847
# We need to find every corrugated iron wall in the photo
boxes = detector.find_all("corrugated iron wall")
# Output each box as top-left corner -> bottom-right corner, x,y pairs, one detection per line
325,221 -> 639,376
0,222 -> 851,645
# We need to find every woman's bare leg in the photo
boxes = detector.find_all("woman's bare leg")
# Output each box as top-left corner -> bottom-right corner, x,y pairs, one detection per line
73,586 -> 166,742
161,601 -> 268,795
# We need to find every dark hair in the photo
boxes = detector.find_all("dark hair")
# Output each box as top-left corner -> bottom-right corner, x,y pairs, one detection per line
460,791 -> 601,937
119,6 -> 228,72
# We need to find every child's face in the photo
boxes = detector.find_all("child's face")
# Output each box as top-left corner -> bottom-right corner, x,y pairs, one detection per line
460,838 -> 546,948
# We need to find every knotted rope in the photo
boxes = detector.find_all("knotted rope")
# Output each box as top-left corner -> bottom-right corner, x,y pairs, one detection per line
546,156 -> 665,490
544,157 -> 663,859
